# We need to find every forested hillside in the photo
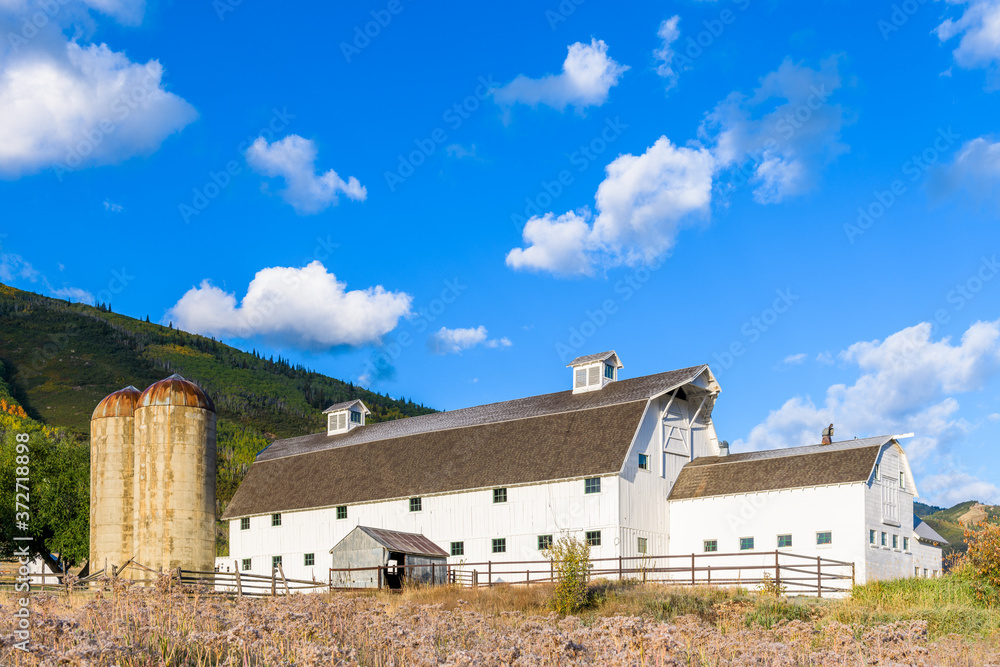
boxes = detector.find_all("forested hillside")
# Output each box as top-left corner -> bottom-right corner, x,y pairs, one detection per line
0,283 -> 435,562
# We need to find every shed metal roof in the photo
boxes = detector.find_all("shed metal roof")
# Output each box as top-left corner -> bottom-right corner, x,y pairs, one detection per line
669,436 -> 894,500
334,526 -> 448,558
913,516 -> 949,545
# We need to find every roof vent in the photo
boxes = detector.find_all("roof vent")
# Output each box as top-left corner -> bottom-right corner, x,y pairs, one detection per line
719,440 -> 730,457
324,399 -> 370,436
567,351 -> 623,394
821,423 -> 834,445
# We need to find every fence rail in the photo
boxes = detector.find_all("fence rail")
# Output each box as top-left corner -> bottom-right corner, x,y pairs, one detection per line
330,551 -> 855,597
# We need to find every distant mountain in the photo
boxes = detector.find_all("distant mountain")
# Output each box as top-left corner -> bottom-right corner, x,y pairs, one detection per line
0,283 -> 436,559
920,500 -> 1000,556
913,501 -> 945,518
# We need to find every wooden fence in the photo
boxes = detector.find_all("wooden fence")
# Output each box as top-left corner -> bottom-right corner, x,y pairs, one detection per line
331,551 -> 856,597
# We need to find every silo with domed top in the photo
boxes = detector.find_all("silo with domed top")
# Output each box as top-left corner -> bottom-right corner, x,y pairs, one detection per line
134,374 -> 216,578
89,386 -> 141,576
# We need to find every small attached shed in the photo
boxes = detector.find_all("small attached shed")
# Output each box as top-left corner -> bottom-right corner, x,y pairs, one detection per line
329,526 -> 449,589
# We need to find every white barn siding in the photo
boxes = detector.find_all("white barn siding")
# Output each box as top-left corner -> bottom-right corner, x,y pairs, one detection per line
230,475 -> 621,584
861,444 -> 917,583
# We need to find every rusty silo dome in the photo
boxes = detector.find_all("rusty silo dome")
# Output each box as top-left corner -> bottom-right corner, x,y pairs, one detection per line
137,374 -> 215,412
92,386 -> 141,420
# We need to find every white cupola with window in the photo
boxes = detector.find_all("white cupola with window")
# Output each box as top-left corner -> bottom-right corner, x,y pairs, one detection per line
323,399 -> 370,435
568,351 -> 623,394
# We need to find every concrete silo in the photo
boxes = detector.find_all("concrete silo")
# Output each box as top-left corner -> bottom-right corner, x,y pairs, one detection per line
134,374 -> 217,578
89,386 -> 141,576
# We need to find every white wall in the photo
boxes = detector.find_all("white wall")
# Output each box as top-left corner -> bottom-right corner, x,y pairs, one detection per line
912,540 -> 944,578
862,443 -> 918,583
229,474 -> 621,584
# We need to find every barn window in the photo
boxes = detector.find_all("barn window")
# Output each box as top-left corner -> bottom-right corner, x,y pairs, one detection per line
241,558 -> 251,571
903,537 -> 910,551
873,464 -> 880,481
350,410 -> 362,423
409,497 -> 422,512
336,506 -> 347,520
584,478 -> 601,494
304,553 -> 315,566
817,531 -> 833,546
881,531 -> 887,546
450,542 -> 464,556
493,488 -> 507,504
899,471 -> 905,488
604,363 -> 614,380
240,517 -> 250,531
271,513 -> 281,527
585,531 -> 601,546
538,535 -> 553,550
272,555 -> 282,569
869,529 -> 876,545
739,537 -> 754,551
638,454 -> 649,470
777,534 -> 792,548
637,537 -> 647,554
492,538 -> 506,553
892,534 -> 898,549
703,539 -> 717,553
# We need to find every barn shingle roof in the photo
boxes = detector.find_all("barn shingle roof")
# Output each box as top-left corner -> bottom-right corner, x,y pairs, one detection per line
668,436 -> 893,500
257,366 -> 706,462
222,400 -> 649,519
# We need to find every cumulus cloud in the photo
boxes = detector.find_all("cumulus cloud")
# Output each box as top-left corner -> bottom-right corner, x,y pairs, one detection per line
927,136 -> 1000,201
920,469 -> 1000,506
165,261 -> 412,349
493,39 -> 628,111
50,285 -> 94,303
734,320 -> 1000,505
653,16 -> 682,91
506,137 -> 714,275
0,39 -> 196,177
936,0 -> 1000,87
245,134 -> 366,214
0,251 -> 40,283
700,55 -> 849,204
428,326 -> 512,355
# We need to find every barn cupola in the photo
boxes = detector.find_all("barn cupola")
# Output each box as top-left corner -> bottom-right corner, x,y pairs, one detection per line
568,351 -> 623,394
324,399 -> 370,435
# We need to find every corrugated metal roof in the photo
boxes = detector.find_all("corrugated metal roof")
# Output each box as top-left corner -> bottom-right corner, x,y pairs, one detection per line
92,386 -> 141,419
356,526 -> 448,558
669,436 -> 894,500
913,516 -> 949,545
137,374 -> 215,412
258,365 -> 705,462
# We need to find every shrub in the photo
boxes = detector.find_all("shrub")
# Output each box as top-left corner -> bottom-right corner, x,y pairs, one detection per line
543,534 -> 591,614
952,522 -> 1000,604
758,572 -> 786,597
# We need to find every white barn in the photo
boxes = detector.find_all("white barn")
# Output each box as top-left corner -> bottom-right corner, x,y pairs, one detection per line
222,352 -> 944,589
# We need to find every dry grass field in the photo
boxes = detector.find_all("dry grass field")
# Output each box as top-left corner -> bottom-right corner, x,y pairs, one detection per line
1,576 -> 999,666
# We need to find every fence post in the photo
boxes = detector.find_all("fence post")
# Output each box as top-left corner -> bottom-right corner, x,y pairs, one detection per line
691,554 -> 695,585
234,560 -> 243,597
619,555 -> 623,581
774,550 -> 781,591
271,568 -> 277,597
817,556 -> 822,598
278,564 -> 290,595
488,561 -> 491,588
707,565 -> 711,586
851,562 -> 856,588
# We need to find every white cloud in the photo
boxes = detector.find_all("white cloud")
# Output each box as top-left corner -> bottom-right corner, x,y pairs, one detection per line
50,285 -> 94,303
245,134 -> 366,214
428,326 -> 511,355
700,55 -> 848,203
0,251 -> 39,282
0,39 -> 196,177
734,320 -> 1000,505
506,137 -> 715,275
493,39 -> 628,111
920,469 -> 1000,506
936,0 -> 1000,87
782,352 -> 807,365
103,199 -> 123,212
165,261 -> 412,349
928,136 -> 1000,201
653,16 -> 682,91
446,143 -> 480,160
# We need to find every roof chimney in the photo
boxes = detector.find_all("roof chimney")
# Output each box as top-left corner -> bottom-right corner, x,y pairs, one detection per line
718,440 -> 730,457
821,423 -> 834,445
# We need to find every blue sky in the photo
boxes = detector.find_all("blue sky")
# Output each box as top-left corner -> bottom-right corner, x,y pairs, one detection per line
2,0 -> 999,506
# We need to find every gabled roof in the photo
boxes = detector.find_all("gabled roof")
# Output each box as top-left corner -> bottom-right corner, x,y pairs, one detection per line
567,351 -> 622,367
913,516 -> 949,545
332,526 -> 448,558
669,436 -> 895,500
258,365 -> 706,462
323,399 -> 370,414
